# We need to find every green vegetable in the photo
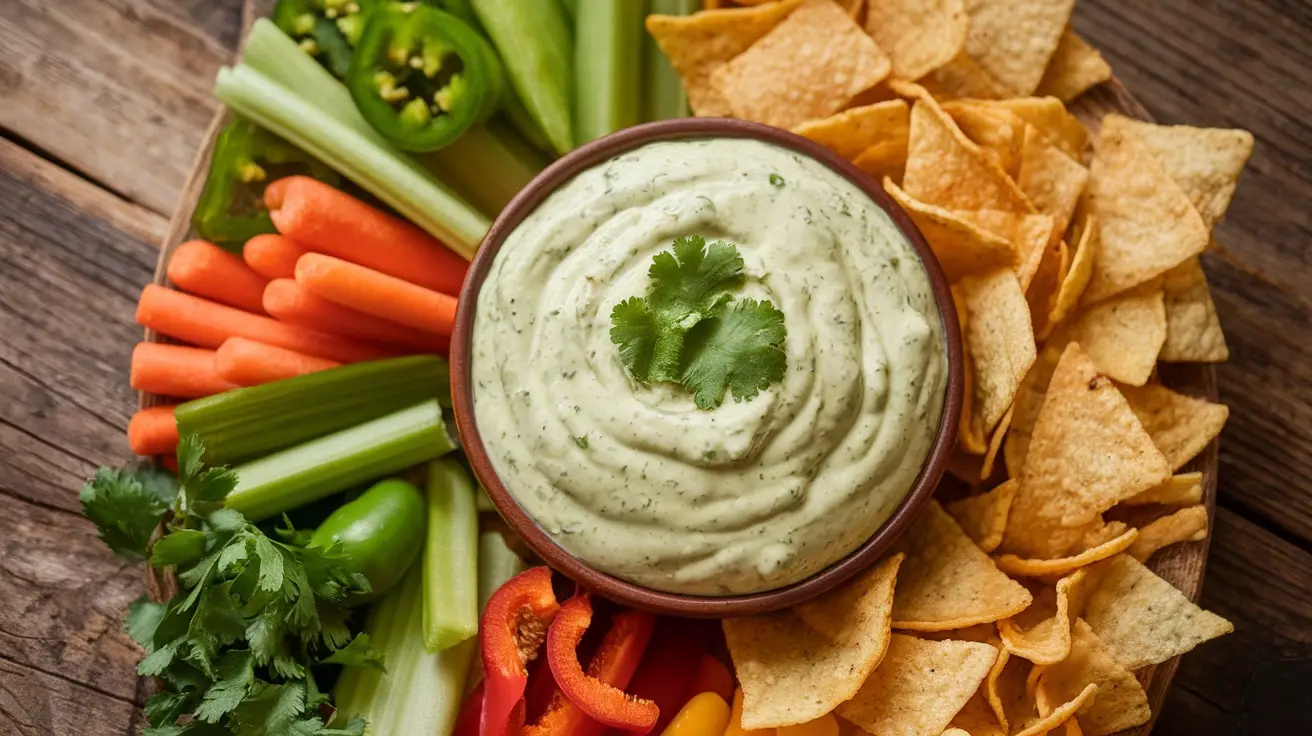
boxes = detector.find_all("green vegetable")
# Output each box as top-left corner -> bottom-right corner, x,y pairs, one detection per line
421,459 -> 479,652
558,0 -> 577,21
347,4 -> 506,152
273,0 -> 380,78
477,530 -> 524,611
572,0 -> 642,144
643,0 -> 698,120
225,400 -> 455,521
423,121 -> 548,215
334,565 -> 474,734
193,117 -> 340,248
175,355 -> 449,466
470,0 -> 575,155
81,436 -> 382,734
610,236 -> 788,409
309,479 -> 426,601
215,19 -> 491,257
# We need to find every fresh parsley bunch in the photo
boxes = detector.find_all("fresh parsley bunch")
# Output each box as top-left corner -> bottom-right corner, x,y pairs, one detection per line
80,436 -> 382,735
610,235 -> 787,409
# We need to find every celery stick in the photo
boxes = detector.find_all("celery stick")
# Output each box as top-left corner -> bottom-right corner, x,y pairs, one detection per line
475,486 -> 496,513
334,565 -> 474,734
644,0 -> 698,121
573,0 -> 643,144
471,0 -> 575,155
424,125 -> 546,215
422,459 -> 480,652
225,400 -> 453,520
500,91 -> 555,155
175,356 -> 449,465
478,530 -> 525,611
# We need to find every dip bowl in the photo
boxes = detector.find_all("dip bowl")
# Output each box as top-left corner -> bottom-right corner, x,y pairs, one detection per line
451,118 -> 963,617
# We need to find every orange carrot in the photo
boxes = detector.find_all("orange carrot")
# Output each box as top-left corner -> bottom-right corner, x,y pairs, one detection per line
263,279 -> 450,354
266,176 -> 468,296
137,284 -> 394,364
128,405 -> 180,456
215,337 -> 342,387
130,343 -> 240,398
295,254 -> 458,337
243,233 -> 308,280
167,239 -> 270,314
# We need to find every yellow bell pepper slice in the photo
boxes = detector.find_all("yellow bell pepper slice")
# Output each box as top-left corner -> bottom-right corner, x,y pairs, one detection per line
661,692 -> 732,736
724,689 -> 775,736
777,713 -> 839,736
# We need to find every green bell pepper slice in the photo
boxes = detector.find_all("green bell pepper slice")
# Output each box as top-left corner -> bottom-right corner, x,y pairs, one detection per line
346,3 -> 507,152
273,0 -> 380,78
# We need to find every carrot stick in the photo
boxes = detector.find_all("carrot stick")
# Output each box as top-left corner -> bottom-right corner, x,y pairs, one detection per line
137,284 -> 394,364
128,405 -> 180,456
295,254 -> 458,337
263,279 -> 450,354
243,233 -> 308,280
130,343 -> 240,398
266,176 -> 468,296
214,337 -> 342,387
166,239 -> 270,314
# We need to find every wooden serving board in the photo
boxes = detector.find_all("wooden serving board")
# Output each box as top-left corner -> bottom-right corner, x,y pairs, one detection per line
143,4 -> 1217,730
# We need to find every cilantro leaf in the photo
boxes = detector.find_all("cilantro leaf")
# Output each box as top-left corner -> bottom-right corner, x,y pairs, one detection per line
126,598 -> 166,649
144,690 -> 191,728
681,298 -> 788,409
195,650 -> 256,723
151,529 -> 210,567
320,633 -> 387,671
80,467 -> 170,560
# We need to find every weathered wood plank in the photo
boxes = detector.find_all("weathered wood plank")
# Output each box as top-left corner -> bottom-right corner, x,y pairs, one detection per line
0,0 -> 244,214
0,656 -> 137,736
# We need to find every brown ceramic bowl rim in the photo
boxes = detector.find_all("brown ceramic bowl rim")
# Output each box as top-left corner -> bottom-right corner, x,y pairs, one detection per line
451,118 -> 963,617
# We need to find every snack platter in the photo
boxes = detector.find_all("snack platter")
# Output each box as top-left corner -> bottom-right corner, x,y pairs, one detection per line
81,1 -> 1244,735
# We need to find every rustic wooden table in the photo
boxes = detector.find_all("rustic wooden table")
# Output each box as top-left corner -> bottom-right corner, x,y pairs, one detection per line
1,1 -> 1309,733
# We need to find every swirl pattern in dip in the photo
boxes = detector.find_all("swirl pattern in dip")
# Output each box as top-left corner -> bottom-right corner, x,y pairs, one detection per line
472,137 -> 947,595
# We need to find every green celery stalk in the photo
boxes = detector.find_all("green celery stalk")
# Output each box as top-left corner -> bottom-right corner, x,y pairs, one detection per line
422,459 -> 479,652
334,565 -> 474,734
225,400 -> 454,520
559,0 -> 578,21
478,530 -> 525,611
475,485 -> 496,513
573,0 -> 644,144
471,0 -> 575,156
175,356 -> 449,465
644,0 -> 698,121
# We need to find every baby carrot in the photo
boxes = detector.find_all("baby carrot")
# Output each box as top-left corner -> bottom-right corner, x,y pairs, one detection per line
265,176 -> 469,296
137,284 -> 394,364
167,239 -> 270,314
263,279 -> 450,354
214,337 -> 342,387
295,254 -> 458,337
243,233 -> 308,280
127,405 -> 179,456
130,343 -> 240,398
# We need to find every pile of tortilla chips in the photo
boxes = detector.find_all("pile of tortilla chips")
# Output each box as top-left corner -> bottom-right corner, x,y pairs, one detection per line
652,1 -> 1254,734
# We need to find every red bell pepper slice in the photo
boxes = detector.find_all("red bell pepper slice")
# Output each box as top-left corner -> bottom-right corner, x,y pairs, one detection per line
544,593 -> 660,732
685,654 -> 735,704
454,682 -> 484,736
480,567 -> 560,736
624,618 -> 715,733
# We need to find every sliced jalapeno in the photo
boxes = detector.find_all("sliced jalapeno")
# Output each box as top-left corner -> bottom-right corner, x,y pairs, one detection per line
273,0 -> 379,78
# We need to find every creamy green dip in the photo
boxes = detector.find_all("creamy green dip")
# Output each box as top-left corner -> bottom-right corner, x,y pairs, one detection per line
471,137 -> 947,595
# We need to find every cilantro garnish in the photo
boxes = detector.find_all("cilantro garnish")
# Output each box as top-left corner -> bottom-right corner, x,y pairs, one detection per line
80,437 -> 381,735
610,236 -> 787,409
769,173 -> 786,187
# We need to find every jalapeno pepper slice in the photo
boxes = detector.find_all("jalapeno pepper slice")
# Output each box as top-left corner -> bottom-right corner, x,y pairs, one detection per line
192,117 -> 340,248
273,0 -> 379,78
347,3 -> 506,152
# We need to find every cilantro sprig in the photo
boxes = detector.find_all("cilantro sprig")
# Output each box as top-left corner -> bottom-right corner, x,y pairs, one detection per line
80,436 -> 381,735
610,236 -> 787,409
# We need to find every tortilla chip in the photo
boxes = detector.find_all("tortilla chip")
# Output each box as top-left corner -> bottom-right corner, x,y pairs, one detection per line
949,446 -> 988,486
959,269 -> 1036,441
1018,683 -> 1097,736
941,729 -> 971,736
916,622 -> 999,644
950,691 -> 1008,736
646,0 -> 804,116
1128,505 -> 1209,562
1122,471 -> 1203,506
1001,343 -> 1171,559
945,479 -> 1018,554
994,527 -> 1137,577
1018,125 -> 1089,238
1082,116 -> 1210,304
902,96 -> 1034,212
981,406 -> 1011,480
739,0 -> 864,12
1119,383 -> 1229,470
921,50 -> 1011,100
1035,620 -> 1151,736
792,99 -> 909,159
862,0 -> 969,80
892,501 -> 1032,630
1003,344 -> 1061,477
944,105 -> 1028,178
855,139 -> 912,182
963,0 -> 1075,97
1050,283 -> 1167,386
711,0 -> 892,129
724,554 -> 903,728
997,569 -> 1085,665
837,634 -> 998,735
1109,116 -> 1255,229
1158,257 -> 1229,362
953,98 -> 1087,162
1048,212 -> 1098,328
1036,28 -> 1111,102
1082,555 -> 1233,670
885,179 -> 1019,281
986,648 -> 1033,733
